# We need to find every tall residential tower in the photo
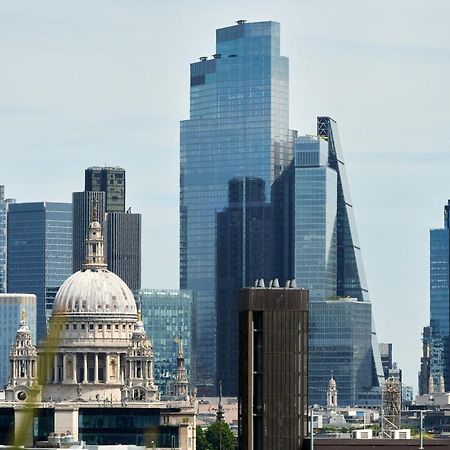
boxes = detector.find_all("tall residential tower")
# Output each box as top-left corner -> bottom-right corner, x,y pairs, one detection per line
180,20 -> 296,393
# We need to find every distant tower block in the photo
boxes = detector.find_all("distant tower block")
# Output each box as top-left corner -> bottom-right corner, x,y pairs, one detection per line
327,376 -> 338,410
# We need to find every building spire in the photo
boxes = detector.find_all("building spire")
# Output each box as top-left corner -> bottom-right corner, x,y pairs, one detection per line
82,202 -> 107,269
217,380 -> 225,422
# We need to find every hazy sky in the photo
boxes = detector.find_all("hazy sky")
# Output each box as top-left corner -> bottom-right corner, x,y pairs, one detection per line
1,0 -> 449,389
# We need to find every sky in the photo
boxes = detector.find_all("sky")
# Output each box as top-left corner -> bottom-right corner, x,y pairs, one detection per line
1,0 -> 449,390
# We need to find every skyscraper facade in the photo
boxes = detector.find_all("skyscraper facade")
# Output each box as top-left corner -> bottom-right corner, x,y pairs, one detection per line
72,191 -> 106,273
84,166 -> 125,213
0,293 -> 36,387
238,285 -> 309,450
180,20 -> 296,392
275,117 -> 384,405
105,211 -> 141,298
139,289 -> 195,395
0,187 -> 15,294
7,202 -> 72,340
216,177 -> 273,395
429,200 -> 450,390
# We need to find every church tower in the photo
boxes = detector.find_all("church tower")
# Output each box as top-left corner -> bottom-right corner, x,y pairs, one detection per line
5,309 -> 40,402
172,332 -> 189,400
327,376 -> 338,410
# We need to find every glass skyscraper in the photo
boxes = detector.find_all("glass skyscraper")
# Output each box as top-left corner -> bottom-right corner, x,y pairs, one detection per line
0,187 -> 15,294
180,20 -> 296,392
7,202 -> 72,340
430,200 -> 450,390
275,117 -> 384,405
139,289 -> 195,395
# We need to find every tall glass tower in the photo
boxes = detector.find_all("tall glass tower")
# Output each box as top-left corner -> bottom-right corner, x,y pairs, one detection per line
0,187 -> 15,294
180,20 -> 296,392
430,200 -> 450,390
7,202 -> 72,341
275,117 -> 384,405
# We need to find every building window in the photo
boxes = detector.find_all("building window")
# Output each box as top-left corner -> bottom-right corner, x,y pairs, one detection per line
89,324 -> 94,331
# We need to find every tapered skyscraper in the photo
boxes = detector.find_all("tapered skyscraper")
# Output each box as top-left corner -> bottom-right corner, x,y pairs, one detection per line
180,20 -> 296,393
275,117 -> 384,405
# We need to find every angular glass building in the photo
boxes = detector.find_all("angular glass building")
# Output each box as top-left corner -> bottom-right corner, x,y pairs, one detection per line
430,200 -> 450,390
7,202 -> 72,340
180,20 -> 296,393
139,289 -> 195,395
275,117 -> 384,405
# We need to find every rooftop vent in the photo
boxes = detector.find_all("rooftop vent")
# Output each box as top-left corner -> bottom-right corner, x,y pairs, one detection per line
199,56 -> 207,61
213,53 -> 222,59
236,20 -> 247,25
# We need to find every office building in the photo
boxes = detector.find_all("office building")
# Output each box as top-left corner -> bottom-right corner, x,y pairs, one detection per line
180,20 -> 296,393
216,177 -> 273,395
238,284 -> 309,450
73,167 -> 140,296
310,299 -> 373,407
430,200 -> 450,390
7,202 -> 72,340
274,117 -> 384,405
139,289 -> 194,395
84,166 -> 125,213
0,294 -> 36,387
0,187 -> 15,293
72,191 -> 105,272
104,211 -> 141,298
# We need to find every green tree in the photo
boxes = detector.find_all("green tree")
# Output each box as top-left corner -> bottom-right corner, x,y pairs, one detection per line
205,421 -> 236,450
196,425 -> 213,450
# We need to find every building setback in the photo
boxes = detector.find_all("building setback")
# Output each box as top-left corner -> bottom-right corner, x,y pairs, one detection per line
238,285 -> 309,450
0,294 -> 36,387
180,20 -> 296,393
7,202 -> 72,340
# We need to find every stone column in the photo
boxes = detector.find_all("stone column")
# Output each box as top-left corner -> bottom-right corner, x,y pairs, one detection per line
105,353 -> 109,384
12,360 -> 16,384
94,353 -> 98,383
116,354 -> 121,383
62,354 -> 67,383
54,354 -> 58,383
83,353 -> 88,383
72,353 -> 77,383
46,356 -> 52,383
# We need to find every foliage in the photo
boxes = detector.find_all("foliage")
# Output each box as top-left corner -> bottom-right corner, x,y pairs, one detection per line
196,425 -> 213,450
204,421 -> 236,450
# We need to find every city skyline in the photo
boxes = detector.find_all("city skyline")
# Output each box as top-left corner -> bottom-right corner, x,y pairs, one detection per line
1,0 -> 450,389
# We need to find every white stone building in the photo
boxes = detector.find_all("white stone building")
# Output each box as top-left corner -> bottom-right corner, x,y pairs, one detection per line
1,216 -> 196,448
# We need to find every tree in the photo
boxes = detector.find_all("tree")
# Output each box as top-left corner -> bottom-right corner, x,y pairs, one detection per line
205,421 -> 235,450
196,425 -> 213,450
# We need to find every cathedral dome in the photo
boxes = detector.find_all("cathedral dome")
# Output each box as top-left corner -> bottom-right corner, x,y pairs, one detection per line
52,267 -> 137,315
